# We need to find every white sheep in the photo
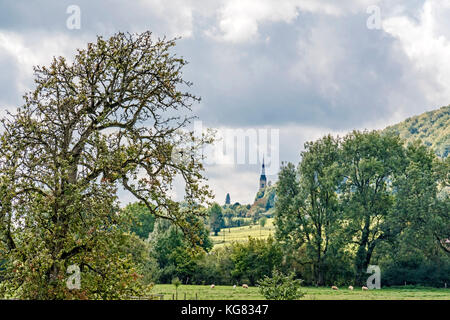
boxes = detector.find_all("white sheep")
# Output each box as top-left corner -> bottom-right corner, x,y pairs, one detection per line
210,284 -> 215,289
362,286 -> 369,291
348,286 -> 354,290
331,286 -> 339,290
242,284 -> 249,289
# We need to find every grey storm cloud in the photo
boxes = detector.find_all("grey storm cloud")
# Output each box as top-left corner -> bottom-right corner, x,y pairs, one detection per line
1,0 -> 449,204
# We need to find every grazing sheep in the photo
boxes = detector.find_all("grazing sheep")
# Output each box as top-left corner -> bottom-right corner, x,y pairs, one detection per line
331,286 -> 339,290
210,284 -> 215,289
348,286 -> 354,290
233,285 -> 237,289
362,286 -> 369,291
242,284 -> 249,289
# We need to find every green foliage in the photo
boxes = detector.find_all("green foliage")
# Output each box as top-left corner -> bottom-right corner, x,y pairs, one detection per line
209,203 -> 224,236
339,131 -> 406,284
172,277 -> 181,288
192,246 -> 234,285
230,237 -> 282,286
149,217 -> 212,284
274,129 -> 449,287
385,105 -> 449,158
378,244 -> 450,287
123,202 -> 155,240
0,31 -> 213,299
257,270 -> 304,300
180,237 -> 282,286
275,135 -> 343,286
259,217 -> 267,228
391,141 -> 449,252
225,193 -> 231,205
250,184 -> 277,216
373,141 -> 450,286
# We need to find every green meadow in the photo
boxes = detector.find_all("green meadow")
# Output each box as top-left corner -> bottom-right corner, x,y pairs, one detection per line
211,218 -> 275,248
151,284 -> 450,300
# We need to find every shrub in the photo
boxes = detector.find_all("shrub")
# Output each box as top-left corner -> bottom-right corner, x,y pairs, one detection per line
257,270 -> 304,300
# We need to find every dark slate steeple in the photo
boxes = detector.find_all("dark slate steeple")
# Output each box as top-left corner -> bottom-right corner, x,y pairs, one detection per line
259,156 -> 267,189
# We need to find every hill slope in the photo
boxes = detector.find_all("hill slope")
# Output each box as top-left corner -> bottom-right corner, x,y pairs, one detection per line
248,184 -> 277,216
385,106 -> 449,157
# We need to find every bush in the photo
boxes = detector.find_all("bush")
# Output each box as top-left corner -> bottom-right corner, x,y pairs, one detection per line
257,270 -> 304,300
230,237 -> 282,285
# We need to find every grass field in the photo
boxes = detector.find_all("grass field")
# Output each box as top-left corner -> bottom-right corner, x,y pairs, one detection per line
151,284 -> 450,300
205,219 -> 450,300
211,218 -> 275,248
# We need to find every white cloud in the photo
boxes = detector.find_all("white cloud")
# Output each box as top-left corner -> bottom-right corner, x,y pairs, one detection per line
138,0 -> 197,38
207,0 -> 380,43
383,0 -> 450,107
290,23 -> 344,98
205,165 -> 260,205
0,31 -> 88,98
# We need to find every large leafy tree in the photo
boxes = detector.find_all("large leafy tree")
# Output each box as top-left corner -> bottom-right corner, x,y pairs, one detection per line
0,32 -> 212,299
230,237 -> 282,286
434,156 -> 450,253
208,203 -> 224,236
375,141 -> 450,286
275,135 -> 342,285
393,141 -> 450,254
339,131 -> 405,284
149,216 -> 212,284
123,202 -> 156,240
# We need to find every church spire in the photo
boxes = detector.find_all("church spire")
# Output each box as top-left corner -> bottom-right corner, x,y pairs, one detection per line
259,155 -> 267,189
261,155 -> 265,176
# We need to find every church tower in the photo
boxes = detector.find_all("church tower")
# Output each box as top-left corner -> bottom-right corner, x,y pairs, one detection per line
259,156 -> 267,189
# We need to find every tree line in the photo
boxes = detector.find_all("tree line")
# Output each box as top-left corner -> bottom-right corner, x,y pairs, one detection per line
275,131 -> 449,286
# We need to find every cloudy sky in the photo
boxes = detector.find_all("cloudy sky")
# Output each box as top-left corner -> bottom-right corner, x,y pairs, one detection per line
1,0 -> 450,205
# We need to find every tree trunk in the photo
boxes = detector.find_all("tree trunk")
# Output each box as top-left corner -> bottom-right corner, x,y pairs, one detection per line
355,216 -> 371,285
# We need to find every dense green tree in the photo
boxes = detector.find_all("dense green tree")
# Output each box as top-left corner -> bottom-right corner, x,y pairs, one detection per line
0,31 -> 212,299
149,216 -> 212,283
225,193 -> 231,205
374,141 -> 450,286
123,202 -> 155,240
393,142 -> 443,250
339,131 -> 405,285
192,246 -> 234,285
259,216 -> 267,228
209,203 -> 224,236
258,269 -> 304,300
275,135 -> 342,286
230,237 -> 282,286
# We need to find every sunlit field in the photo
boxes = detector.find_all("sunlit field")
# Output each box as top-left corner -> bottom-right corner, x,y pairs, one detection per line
211,218 -> 275,248
151,284 -> 450,300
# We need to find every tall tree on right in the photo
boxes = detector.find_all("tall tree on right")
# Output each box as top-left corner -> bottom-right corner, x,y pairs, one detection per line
339,131 -> 406,285
393,141 -> 450,255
